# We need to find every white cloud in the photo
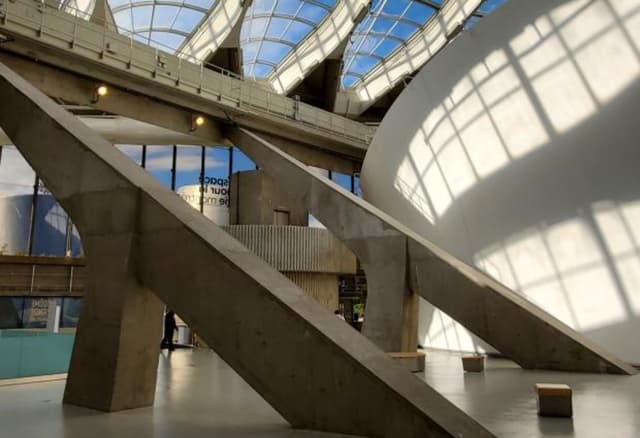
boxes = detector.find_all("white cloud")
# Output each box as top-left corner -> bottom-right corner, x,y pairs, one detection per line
0,146 -> 36,197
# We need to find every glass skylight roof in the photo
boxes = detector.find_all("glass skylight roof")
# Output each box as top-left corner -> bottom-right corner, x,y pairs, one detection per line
341,0 -> 443,89
240,0 -> 337,80
108,0 -> 217,52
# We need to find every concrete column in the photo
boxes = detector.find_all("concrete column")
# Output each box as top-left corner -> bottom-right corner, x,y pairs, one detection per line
359,235 -> 409,352
400,290 -> 419,352
63,233 -> 164,412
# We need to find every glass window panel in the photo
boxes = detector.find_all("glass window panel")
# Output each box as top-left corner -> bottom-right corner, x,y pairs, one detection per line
282,21 -> 312,44
274,0 -> 300,16
266,17 -> 289,39
232,147 -> 256,173
184,0 -> 214,9
0,298 -> 24,329
253,0 -> 275,14
251,63 -> 274,77
374,38 -> 401,58
478,0 -> 508,14
133,32 -> 150,43
405,2 -> 436,23
382,0 -> 411,16
297,3 -> 328,22
61,298 -> 83,329
22,298 -> 51,329
0,146 -> 35,255
145,146 -> 174,188
109,0 -> 130,9
243,41 -> 260,62
175,145 -> 204,194
173,9 -> 205,33
32,186 -> 69,256
116,144 -> 143,165
150,32 -> 186,51
113,10 -> 133,31
331,172 -> 352,191
152,5 -> 180,28
389,21 -> 418,39
256,41 -> 292,64
132,5 -> 153,30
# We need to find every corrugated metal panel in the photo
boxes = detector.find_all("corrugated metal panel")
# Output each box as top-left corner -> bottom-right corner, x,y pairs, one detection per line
223,225 -> 356,274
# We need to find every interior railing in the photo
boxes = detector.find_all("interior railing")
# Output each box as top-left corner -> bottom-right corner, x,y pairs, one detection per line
0,0 -> 375,145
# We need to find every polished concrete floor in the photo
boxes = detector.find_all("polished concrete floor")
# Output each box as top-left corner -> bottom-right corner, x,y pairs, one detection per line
0,348 -> 638,437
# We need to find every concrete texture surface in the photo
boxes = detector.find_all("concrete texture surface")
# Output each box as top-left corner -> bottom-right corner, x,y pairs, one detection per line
226,127 -> 636,375
0,62 -> 493,437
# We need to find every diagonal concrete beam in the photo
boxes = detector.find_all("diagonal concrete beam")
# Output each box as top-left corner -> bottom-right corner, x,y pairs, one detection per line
226,127 -> 637,376
0,62 -> 495,437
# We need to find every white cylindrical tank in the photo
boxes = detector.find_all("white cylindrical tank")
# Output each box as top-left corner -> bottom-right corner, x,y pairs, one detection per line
362,0 -> 640,362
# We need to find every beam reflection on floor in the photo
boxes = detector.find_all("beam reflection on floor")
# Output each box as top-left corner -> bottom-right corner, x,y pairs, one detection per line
418,350 -> 640,437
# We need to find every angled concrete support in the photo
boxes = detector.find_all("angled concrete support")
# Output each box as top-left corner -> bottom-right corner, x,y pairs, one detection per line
0,63 -> 494,437
64,231 -> 164,411
227,127 -> 637,375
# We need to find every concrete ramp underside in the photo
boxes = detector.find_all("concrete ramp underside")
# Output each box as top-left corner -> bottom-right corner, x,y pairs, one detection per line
0,64 -> 495,437
227,128 -> 636,376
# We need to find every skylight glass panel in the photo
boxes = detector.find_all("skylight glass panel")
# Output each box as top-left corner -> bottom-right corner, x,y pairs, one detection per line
108,0 -> 217,54
240,0 -> 337,80
341,0 -> 441,89
465,0 -> 509,30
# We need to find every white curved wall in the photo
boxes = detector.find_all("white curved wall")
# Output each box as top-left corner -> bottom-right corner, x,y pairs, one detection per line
361,0 -> 640,362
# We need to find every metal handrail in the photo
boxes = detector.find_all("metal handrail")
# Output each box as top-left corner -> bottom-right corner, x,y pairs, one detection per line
0,0 -> 375,145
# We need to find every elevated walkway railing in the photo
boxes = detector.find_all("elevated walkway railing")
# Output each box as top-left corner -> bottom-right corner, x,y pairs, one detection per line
0,0 -> 374,146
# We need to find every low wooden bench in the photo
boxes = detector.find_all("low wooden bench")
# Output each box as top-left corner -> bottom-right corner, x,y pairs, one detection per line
535,383 -> 573,417
461,355 -> 485,372
388,352 -> 426,372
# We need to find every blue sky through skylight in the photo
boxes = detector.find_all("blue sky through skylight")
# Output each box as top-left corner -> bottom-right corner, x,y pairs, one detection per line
240,0 -> 337,79
109,0 -> 217,52
341,0 -> 509,89
341,0 -> 442,89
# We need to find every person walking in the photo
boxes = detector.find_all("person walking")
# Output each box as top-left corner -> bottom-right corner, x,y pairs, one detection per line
162,310 -> 178,351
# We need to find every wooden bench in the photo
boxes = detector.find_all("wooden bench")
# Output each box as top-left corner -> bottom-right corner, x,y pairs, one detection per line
461,355 -> 485,372
535,383 -> 572,417
388,352 -> 426,372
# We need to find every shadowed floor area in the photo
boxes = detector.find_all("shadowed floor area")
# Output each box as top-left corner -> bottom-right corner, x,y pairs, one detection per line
1,349 -> 639,437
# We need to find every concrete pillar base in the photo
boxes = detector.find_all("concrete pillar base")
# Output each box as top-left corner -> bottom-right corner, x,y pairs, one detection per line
63,235 -> 164,412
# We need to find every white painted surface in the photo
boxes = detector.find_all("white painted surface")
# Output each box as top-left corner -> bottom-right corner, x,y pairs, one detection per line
177,182 -> 230,225
362,0 -> 640,362
179,0 -> 245,62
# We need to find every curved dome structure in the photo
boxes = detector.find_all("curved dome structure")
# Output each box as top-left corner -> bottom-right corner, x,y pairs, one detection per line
361,0 -> 640,362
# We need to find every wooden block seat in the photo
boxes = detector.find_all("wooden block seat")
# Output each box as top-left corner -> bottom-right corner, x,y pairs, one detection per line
462,355 -> 485,372
388,352 -> 426,372
535,383 -> 572,417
